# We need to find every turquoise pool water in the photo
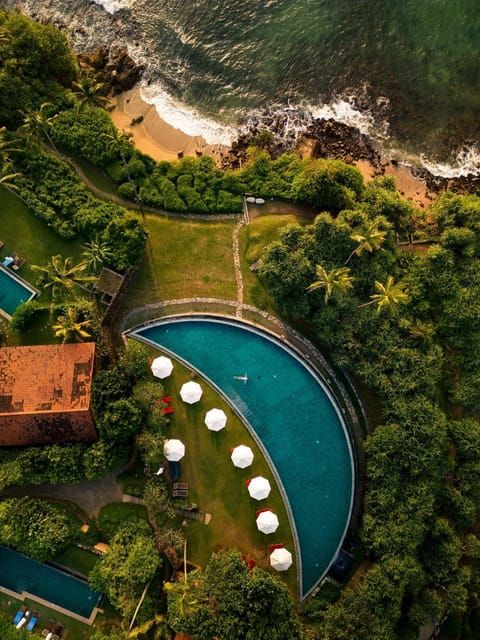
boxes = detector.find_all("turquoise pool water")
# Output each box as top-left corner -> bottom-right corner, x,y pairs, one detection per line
0,266 -> 37,318
0,547 -> 101,618
134,317 -> 354,598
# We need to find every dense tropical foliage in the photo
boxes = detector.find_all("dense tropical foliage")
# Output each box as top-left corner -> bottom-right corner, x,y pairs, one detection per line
258,184 -> 480,638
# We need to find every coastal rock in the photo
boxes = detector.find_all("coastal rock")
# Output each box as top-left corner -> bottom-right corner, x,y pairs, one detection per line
222,109 -> 382,173
77,48 -> 144,95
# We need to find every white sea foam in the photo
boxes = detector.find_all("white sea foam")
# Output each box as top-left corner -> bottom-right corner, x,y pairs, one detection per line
91,0 -> 133,14
139,82 -> 237,147
421,146 -> 480,178
309,97 -> 389,141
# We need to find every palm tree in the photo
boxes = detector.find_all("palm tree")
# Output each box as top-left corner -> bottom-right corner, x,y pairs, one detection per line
127,615 -> 172,640
360,275 -> 409,315
0,165 -> 20,191
409,319 -> 435,345
82,237 -> 114,274
0,127 -> 20,164
163,541 -> 207,620
72,77 -> 109,109
103,130 -> 139,203
345,221 -> 387,264
31,254 -> 97,300
52,307 -> 92,343
306,264 -> 354,303
18,102 -> 59,153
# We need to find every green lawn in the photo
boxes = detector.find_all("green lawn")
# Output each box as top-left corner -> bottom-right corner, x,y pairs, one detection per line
158,357 -> 297,596
0,187 -> 85,345
52,545 -> 99,578
0,187 -> 84,285
119,214 -> 237,312
0,592 -> 92,640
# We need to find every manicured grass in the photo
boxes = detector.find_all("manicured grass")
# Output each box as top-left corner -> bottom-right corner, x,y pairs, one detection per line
239,213 -> 310,311
52,545 -> 99,578
0,188 -> 85,346
119,214 -> 237,311
0,187 -> 84,285
0,592 -> 92,639
158,357 -> 297,596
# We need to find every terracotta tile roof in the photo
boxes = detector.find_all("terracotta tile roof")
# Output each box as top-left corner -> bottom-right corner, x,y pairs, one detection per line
0,343 -> 97,446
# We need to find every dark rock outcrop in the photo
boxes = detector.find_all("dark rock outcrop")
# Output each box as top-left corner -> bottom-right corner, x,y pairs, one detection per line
77,48 -> 144,95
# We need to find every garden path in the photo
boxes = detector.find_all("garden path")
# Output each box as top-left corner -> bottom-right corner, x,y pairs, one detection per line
0,472 -> 123,518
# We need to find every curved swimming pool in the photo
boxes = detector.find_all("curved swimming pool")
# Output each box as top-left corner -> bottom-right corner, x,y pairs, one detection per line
132,317 -> 354,599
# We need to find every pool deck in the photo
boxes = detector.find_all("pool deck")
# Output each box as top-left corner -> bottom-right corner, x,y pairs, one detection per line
0,584 -> 102,625
125,306 -> 366,600
121,298 -> 367,518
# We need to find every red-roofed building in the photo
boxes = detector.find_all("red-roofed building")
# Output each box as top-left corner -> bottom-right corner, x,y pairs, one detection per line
0,343 -> 97,446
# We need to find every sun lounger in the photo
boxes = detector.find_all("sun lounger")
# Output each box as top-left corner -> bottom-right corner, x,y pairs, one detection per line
27,616 -> 38,631
12,256 -> 25,270
161,396 -> 172,403
16,617 -> 28,629
173,489 -> 189,497
173,482 -> 189,490
13,609 -> 25,625
268,543 -> 285,554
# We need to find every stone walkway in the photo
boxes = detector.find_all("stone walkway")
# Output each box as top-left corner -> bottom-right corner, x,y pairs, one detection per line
232,218 -> 245,317
0,472 -> 123,518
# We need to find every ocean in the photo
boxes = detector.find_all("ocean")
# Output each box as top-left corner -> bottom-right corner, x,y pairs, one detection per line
7,0 -> 480,176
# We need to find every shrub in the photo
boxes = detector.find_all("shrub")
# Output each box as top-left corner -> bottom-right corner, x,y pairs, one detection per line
97,502 -> 149,540
118,181 -> 137,200
10,300 -> 42,330
216,189 -> 243,213
158,177 -> 187,212
106,159 -> 128,184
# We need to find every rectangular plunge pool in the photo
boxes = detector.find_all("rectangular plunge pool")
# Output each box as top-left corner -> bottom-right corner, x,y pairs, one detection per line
0,266 -> 39,319
0,547 -> 101,620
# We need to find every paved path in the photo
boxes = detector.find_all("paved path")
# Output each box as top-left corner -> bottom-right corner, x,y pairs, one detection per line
232,218 -> 245,317
0,472 -> 123,518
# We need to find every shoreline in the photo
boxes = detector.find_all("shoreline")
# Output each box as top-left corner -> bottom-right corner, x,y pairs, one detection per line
110,87 -> 433,209
110,88 -> 230,165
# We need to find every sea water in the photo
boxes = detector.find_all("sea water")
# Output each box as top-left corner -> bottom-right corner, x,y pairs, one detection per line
9,0 -> 480,175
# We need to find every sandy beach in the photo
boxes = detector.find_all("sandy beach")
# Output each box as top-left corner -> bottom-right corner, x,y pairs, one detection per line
111,88 -> 433,209
110,88 -> 230,165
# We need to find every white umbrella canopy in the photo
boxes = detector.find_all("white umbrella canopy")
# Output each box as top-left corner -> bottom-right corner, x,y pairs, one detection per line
150,356 -> 174,379
163,439 -> 185,461
269,547 -> 293,571
230,445 -> 254,468
204,408 -> 227,431
256,510 -> 279,534
247,476 -> 271,500
180,381 -> 203,404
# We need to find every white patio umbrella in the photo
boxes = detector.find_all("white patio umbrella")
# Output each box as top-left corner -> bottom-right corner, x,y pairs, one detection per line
247,476 -> 271,500
269,547 -> 293,571
163,438 -> 185,461
230,444 -> 254,468
180,381 -> 203,404
256,510 -> 279,534
150,356 -> 174,379
204,408 -> 227,431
